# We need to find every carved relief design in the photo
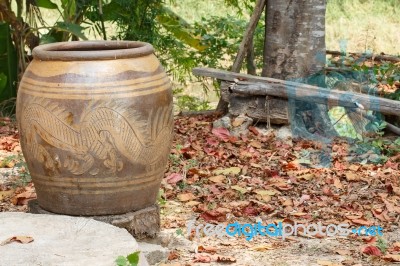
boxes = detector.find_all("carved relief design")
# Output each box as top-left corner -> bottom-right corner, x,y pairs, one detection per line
20,98 -> 173,175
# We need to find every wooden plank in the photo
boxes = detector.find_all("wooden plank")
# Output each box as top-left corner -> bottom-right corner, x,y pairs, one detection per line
229,94 -> 288,124
327,50 -> 400,62
192,67 -> 400,117
231,0 -> 266,72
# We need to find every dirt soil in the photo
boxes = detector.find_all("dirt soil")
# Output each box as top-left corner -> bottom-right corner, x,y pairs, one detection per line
1,114 -> 400,266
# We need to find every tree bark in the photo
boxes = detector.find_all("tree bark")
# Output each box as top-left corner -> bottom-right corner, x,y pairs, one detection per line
261,0 -> 336,140
246,38 -> 257,75
262,0 -> 326,79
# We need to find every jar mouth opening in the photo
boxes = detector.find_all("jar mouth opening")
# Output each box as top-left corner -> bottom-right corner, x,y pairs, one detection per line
32,41 -> 154,61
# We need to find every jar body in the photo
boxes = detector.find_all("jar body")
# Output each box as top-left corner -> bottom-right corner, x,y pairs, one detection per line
16,41 -> 173,215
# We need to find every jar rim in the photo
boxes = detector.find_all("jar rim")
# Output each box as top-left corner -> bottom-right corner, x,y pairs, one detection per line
32,41 -> 154,61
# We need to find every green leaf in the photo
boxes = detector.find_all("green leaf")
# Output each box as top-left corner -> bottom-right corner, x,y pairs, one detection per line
0,23 -> 17,103
0,73 -> 7,93
54,22 -> 88,40
176,228 -> 183,236
61,0 -> 76,19
115,256 -> 128,266
157,5 -> 208,51
126,251 -> 140,266
34,0 -> 58,9
39,34 -> 58,44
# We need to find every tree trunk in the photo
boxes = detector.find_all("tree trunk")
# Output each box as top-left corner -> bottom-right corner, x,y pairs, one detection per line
262,0 -> 336,141
262,0 -> 326,79
246,38 -> 257,75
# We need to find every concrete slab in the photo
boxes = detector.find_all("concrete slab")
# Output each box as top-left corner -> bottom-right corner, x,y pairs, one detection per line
28,200 -> 160,239
0,212 -> 149,266
137,242 -> 169,265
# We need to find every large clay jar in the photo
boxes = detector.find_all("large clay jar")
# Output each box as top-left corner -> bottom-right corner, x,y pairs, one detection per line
16,41 -> 173,215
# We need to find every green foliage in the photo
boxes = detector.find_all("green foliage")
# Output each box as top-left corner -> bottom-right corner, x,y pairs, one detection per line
32,0 -> 91,42
365,120 -> 386,136
115,251 -> 140,266
53,21 -> 88,40
35,0 -> 58,9
175,95 -> 210,112
376,237 -> 388,254
0,73 -> 7,93
350,134 -> 400,164
102,0 -> 161,43
325,50 -> 400,139
157,188 -> 167,206
0,23 -> 17,103
175,228 -> 184,236
158,6 -> 208,51
1,154 -> 32,188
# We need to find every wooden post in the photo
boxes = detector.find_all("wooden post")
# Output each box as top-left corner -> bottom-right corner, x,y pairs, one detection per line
231,0 -> 266,72
216,0 -> 266,114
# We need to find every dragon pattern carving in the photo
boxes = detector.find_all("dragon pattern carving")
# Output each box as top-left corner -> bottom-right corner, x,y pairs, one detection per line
19,98 -> 173,175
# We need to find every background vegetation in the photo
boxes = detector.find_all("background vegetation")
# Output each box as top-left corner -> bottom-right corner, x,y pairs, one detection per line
1,0 -> 399,113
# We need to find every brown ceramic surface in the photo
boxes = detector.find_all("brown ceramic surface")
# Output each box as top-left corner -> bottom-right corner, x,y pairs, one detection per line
16,41 -> 173,215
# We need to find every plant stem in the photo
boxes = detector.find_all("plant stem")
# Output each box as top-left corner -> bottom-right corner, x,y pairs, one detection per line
98,0 -> 107,40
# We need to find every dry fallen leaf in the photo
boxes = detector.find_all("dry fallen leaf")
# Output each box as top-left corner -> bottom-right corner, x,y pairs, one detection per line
335,249 -> 351,256
1,236 -> 34,246
345,214 -> 362,220
333,177 -> 344,189
231,185 -> 248,194
382,254 -> 400,262
200,210 -> 226,222
193,253 -> 211,263
390,242 -> 400,251
232,117 -> 245,127
292,212 -> 308,217
12,185 -> 36,206
348,164 -> 360,171
249,141 -> 262,149
214,167 -> 241,175
345,172 -> 361,181
361,245 -> 381,256
167,250 -> 180,260
254,189 -> 278,196
296,173 -> 315,181
251,244 -> 276,251
393,186 -> 400,196
211,128 -> 231,142
177,192 -> 196,202
165,173 -> 184,185
317,260 -> 342,266
250,163 -> 262,168
197,245 -> 217,254
0,189 -> 15,201
185,201 -> 200,207
282,198 -> 293,206
208,175 -> 226,183
351,218 -> 372,226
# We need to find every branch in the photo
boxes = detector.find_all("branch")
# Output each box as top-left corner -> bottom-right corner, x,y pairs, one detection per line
231,0 -> 266,72
192,67 -> 400,117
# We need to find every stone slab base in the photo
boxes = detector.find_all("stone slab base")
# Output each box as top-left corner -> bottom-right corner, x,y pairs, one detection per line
0,212 -> 149,266
28,200 -> 160,239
